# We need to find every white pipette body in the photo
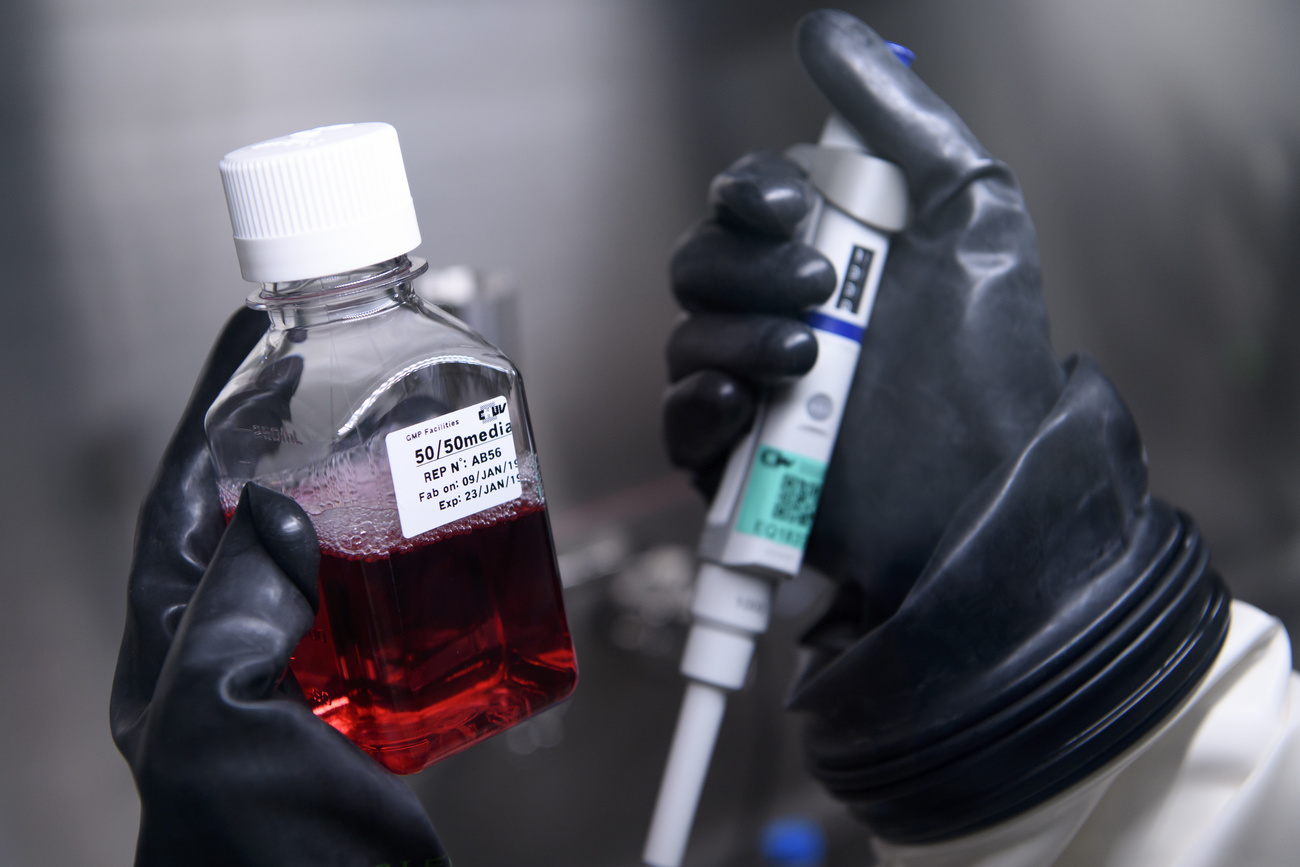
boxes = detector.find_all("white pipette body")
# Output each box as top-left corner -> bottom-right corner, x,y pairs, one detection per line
643,114 -> 909,867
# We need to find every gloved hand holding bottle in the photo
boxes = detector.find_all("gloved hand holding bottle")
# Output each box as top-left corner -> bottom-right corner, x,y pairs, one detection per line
111,120 -> 580,867
665,10 -> 1300,866
110,307 -> 449,867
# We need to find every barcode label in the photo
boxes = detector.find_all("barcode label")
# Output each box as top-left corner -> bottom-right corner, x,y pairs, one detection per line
772,474 -> 821,526
735,445 -> 827,550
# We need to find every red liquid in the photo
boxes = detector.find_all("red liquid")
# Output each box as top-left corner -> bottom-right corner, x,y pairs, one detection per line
289,500 -> 577,774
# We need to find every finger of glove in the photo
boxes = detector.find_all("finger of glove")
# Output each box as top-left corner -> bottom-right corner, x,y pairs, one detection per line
709,150 -> 818,238
667,313 -> 818,384
156,483 -> 318,708
133,307 -> 269,588
663,370 -> 756,470
245,483 -> 320,609
796,11 -> 1007,223
206,355 -> 305,468
112,307 -> 268,742
672,222 -> 836,315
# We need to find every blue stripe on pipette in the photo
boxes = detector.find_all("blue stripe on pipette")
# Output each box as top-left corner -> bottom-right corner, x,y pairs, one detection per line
804,311 -> 865,343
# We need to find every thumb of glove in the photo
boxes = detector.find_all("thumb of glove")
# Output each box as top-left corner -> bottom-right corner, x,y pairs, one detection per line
135,482 -> 320,770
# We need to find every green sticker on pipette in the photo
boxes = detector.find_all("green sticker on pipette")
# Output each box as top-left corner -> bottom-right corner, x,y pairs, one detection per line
735,445 -> 827,550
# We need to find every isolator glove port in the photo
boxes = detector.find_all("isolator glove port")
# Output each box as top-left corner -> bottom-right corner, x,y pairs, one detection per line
110,307 -> 448,867
663,9 -> 1230,843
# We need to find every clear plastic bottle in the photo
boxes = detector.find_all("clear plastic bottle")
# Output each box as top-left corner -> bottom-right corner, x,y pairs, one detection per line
205,123 -> 577,774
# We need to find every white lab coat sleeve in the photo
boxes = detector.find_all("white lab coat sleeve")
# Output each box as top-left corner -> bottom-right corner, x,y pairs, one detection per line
871,601 -> 1300,867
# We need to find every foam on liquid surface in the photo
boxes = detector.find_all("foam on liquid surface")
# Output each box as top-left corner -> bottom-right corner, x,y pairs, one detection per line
219,444 -> 544,559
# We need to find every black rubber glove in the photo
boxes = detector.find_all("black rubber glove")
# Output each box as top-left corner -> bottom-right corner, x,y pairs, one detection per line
205,353 -> 304,474
110,307 -> 448,867
664,10 -> 1229,843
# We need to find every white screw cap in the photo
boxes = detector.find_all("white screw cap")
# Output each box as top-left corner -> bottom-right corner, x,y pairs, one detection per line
219,122 -> 422,283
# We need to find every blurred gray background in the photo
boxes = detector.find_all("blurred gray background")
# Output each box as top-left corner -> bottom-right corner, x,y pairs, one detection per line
2,0 -> 1299,865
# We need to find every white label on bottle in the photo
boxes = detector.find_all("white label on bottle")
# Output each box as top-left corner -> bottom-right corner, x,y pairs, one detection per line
385,396 -> 522,539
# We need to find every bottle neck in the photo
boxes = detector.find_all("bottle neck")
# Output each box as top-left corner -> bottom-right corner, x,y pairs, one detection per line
248,255 -> 429,329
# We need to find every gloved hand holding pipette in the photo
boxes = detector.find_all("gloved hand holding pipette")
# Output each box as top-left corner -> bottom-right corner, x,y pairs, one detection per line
666,10 -> 1067,621
663,10 -> 1300,867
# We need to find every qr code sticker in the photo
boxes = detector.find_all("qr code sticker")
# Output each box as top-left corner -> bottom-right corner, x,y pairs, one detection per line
772,474 -> 821,527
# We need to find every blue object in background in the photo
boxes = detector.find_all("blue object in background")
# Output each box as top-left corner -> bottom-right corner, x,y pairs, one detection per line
886,42 -> 916,67
760,817 -> 827,867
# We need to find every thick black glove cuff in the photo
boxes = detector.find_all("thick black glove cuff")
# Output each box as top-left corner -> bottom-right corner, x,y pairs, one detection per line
790,356 -> 1231,843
